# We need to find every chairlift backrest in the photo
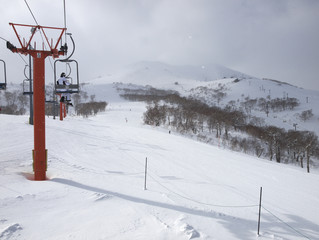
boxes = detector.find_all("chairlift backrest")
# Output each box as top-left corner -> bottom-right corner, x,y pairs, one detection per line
0,59 -> 7,90
23,79 -> 33,95
54,59 -> 79,94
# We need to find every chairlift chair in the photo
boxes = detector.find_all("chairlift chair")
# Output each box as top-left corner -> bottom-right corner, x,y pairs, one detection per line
23,79 -> 33,95
0,59 -> 7,90
54,59 -> 79,94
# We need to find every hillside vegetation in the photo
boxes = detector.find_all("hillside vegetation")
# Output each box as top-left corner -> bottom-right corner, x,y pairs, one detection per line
118,85 -> 319,172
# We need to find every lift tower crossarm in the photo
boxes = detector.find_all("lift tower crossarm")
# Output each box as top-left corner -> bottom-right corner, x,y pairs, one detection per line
8,22 -> 66,58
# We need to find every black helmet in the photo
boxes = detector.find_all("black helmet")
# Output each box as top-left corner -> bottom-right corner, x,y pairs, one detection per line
60,72 -> 66,77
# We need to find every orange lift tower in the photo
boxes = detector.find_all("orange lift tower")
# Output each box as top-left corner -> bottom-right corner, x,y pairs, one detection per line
7,23 -> 67,180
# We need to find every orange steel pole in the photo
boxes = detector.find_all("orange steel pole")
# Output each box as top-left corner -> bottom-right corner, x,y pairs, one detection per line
32,52 -> 49,180
64,103 -> 67,118
60,101 -> 63,121
8,23 -> 66,180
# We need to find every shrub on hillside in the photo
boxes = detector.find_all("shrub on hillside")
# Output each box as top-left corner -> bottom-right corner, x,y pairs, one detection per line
75,101 -> 108,118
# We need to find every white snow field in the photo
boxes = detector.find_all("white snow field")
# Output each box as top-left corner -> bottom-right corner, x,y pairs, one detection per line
1,85 -> 319,240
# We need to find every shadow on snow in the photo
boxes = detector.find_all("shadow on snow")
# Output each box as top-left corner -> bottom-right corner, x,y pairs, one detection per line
51,178 -> 318,240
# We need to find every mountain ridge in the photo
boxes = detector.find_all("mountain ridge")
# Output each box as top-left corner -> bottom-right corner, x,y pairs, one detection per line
83,61 -> 319,136
88,60 -> 253,86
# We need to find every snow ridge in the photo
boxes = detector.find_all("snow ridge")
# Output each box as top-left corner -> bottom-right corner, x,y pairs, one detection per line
0,223 -> 23,240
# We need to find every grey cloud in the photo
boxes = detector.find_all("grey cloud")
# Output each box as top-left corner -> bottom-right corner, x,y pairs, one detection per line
1,0 -> 318,90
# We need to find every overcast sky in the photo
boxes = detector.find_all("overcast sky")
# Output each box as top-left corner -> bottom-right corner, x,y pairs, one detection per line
1,0 -> 319,91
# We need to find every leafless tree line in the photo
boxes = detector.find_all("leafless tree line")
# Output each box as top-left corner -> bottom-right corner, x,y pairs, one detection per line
0,89 -> 28,115
1,85 -> 107,118
75,101 -> 107,118
120,87 -> 319,172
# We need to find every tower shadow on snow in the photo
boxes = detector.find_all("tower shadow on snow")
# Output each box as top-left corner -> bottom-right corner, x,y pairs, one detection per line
50,178 -> 317,240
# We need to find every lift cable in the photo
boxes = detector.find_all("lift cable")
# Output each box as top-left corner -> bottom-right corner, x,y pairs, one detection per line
18,54 -> 29,66
63,0 -> 68,75
63,0 -> 67,46
59,0 -> 77,80
0,36 -> 9,42
23,0 -> 39,25
1,36 -> 29,65
61,0 -> 77,61
23,0 -> 54,71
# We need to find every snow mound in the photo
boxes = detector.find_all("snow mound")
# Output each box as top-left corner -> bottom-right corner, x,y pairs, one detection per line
0,223 -> 23,240
175,216 -> 201,239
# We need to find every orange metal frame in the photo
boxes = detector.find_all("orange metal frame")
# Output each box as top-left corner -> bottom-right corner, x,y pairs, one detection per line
57,94 -> 66,121
9,23 -> 66,58
9,23 -> 66,180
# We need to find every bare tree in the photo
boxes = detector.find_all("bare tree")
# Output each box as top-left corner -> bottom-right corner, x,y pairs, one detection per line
299,109 -> 313,122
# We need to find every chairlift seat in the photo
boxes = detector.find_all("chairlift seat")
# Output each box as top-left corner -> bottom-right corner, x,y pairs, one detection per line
54,58 -> 79,94
0,83 -> 6,90
23,79 -> 33,95
55,84 -> 79,94
45,100 -> 58,104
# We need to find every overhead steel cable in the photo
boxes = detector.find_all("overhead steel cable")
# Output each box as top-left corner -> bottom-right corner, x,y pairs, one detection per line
24,0 -> 39,25
23,0 -> 54,70
2,36 -> 29,65
24,0 -> 53,70
63,0 -> 68,74
0,36 -> 9,42
18,54 -> 29,65
63,0 -> 67,45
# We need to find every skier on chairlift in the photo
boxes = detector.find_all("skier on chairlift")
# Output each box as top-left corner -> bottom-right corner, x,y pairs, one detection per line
57,72 -> 73,106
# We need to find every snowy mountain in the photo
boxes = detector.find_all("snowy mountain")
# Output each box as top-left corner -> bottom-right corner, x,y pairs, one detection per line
86,61 -> 319,136
1,61 -> 319,239
122,61 -> 251,83
88,60 -> 251,87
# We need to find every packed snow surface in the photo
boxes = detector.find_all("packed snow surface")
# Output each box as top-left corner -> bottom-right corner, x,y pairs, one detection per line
1,85 -> 319,239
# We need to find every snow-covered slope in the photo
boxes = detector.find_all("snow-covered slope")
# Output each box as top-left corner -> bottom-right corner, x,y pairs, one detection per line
187,77 -> 319,135
85,61 -> 319,135
1,84 -> 319,239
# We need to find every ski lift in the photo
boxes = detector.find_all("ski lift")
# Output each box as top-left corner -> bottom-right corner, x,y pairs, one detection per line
54,33 -> 79,94
0,59 -> 7,90
54,59 -> 79,94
